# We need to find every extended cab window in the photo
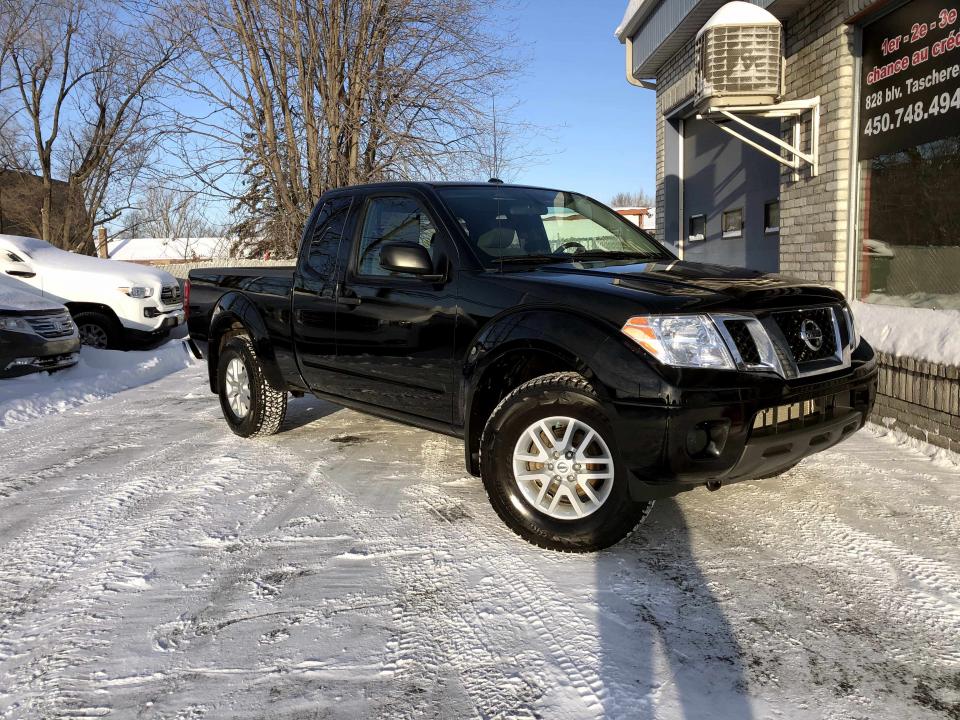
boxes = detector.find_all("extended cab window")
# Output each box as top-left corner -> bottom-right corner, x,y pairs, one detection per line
356,196 -> 438,277
307,197 -> 352,277
299,196 -> 352,296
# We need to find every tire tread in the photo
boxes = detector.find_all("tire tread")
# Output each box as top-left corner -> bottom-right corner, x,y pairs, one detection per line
480,371 -> 654,553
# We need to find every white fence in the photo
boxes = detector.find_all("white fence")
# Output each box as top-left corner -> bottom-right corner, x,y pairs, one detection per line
161,259 -> 294,279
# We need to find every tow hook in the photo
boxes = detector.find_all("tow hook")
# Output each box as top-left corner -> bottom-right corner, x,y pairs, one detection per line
705,480 -> 722,492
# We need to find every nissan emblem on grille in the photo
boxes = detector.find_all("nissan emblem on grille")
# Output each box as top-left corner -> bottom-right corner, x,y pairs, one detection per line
799,319 -> 824,352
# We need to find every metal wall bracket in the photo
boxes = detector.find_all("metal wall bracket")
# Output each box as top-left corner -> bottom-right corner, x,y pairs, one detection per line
696,96 -> 820,180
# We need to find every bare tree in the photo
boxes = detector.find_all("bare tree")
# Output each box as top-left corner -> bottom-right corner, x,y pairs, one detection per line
173,0 -> 523,257
610,190 -> 654,208
0,0 -> 189,252
121,186 -> 222,239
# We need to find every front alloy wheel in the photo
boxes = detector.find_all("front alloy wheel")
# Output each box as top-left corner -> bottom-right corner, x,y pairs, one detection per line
512,416 -> 615,520
481,372 -> 654,552
78,323 -> 109,349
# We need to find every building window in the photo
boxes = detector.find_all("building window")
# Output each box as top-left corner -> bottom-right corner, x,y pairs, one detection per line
764,201 -> 779,234
722,209 -> 742,238
855,2 -> 960,308
688,214 -> 706,243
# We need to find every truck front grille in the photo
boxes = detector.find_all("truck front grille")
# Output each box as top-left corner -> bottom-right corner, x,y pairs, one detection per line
714,304 -> 848,378
771,307 -> 838,363
25,312 -> 76,339
723,319 -> 761,364
160,285 -> 182,306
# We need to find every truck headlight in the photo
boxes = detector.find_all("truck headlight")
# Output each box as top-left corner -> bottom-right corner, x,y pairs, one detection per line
0,316 -> 34,333
622,315 -> 735,370
119,286 -> 154,299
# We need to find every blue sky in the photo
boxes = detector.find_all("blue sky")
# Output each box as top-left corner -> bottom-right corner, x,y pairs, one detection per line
501,0 -> 656,204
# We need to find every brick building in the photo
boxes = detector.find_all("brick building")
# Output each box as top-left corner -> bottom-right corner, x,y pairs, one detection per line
0,170 -> 90,249
617,0 -> 960,449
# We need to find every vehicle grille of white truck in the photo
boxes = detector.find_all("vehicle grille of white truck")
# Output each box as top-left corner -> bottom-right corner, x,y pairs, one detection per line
25,312 -> 76,339
161,285 -> 182,306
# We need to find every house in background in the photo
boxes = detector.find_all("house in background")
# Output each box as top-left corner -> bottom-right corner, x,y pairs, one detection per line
614,206 -> 656,231
0,170 -> 90,249
107,236 -> 232,266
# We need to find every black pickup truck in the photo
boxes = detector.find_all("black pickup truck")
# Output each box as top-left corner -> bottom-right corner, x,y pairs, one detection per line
187,181 -> 877,552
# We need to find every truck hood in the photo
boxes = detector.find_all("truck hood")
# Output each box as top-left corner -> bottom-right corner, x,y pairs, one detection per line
0,234 -> 177,290
0,274 -> 65,313
495,258 -> 844,313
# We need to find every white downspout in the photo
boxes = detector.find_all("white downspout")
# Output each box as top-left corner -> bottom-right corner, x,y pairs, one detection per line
625,37 -> 657,90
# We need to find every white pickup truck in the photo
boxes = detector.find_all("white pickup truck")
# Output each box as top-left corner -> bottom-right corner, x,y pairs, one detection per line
0,234 -> 184,349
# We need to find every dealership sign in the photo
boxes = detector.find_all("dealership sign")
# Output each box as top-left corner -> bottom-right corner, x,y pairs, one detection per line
859,0 -> 960,158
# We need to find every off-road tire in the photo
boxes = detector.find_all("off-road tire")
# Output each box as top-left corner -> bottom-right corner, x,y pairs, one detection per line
217,335 -> 287,438
73,311 -> 120,349
480,371 -> 654,552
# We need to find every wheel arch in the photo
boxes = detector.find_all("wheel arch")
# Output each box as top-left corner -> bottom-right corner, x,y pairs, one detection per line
206,292 -> 285,393
462,308 -> 633,476
65,302 -> 122,327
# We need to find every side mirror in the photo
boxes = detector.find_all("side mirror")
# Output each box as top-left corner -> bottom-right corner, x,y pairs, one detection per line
1,252 -> 36,278
379,242 -> 441,279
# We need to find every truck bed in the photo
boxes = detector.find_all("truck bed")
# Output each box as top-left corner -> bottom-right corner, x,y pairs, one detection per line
187,265 -> 295,341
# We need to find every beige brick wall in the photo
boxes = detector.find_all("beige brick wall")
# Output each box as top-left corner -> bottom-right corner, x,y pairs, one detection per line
778,0 -> 856,290
872,353 -> 960,454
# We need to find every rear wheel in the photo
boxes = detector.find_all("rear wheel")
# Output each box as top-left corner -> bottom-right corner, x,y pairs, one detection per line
217,335 -> 287,437
73,311 -> 119,349
480,372 -> 654,552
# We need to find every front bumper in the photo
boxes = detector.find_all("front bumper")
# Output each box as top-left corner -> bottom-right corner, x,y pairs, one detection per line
0,331 -> 81,378
612,356 -> 877,501
120,307 -> 185,336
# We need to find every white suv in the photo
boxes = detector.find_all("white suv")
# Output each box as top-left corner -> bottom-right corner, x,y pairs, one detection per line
0,234 -> 185,349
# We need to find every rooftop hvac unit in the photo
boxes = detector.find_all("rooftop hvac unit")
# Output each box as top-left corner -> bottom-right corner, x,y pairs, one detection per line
695,2 -> 782,109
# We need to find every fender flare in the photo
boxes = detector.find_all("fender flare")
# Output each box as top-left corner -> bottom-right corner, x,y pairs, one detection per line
461,307 -> 663,474
205,292 -> 286,393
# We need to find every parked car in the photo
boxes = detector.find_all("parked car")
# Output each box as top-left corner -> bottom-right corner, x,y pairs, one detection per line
0,274 -> 80,378
188,182 -> 877,552
0,234 -> 184,349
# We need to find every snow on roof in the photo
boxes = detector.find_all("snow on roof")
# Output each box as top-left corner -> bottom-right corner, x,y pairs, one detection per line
616,0 -> 648,40
107,237 -> 232,262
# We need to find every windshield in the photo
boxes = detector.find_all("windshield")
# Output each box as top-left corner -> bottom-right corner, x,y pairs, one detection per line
435,186 -> 671,268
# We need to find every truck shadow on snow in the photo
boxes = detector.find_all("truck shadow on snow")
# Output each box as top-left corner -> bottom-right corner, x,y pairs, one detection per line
596,498 -> 754,718
280,396 -> 343,432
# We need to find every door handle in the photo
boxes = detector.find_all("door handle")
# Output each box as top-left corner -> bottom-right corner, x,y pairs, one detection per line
337,284 -> 361,306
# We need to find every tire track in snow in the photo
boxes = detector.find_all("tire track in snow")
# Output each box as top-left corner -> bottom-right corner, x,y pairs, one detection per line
272,439 -> 541,719
0,436 -> 227,718
0,369 -> 235,718
280,428 -> 613,720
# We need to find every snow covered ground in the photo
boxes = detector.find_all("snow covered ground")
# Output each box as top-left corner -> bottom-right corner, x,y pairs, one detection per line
0,340 -> 195,429
1,363 -> 959,719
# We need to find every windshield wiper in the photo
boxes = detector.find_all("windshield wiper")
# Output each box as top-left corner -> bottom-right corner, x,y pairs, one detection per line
561,250 -> 665,261
492,254 -> 571,264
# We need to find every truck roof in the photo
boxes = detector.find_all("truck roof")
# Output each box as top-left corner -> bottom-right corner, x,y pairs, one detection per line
323,180 -> 573,196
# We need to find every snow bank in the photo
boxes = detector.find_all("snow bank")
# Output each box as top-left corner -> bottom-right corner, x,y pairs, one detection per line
851,300 -> 960,366
868,421 -> 960,468
0,340 -> 196,429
